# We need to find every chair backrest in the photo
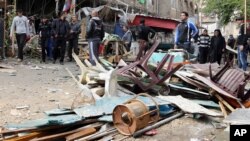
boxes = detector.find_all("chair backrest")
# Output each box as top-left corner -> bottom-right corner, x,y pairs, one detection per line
217,69 -> 245,93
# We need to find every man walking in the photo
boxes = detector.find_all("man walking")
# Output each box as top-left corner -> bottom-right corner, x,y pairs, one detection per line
10,9 -> 30,62
175,11 -> 198,54
68,15 -> 81,62
86,10 -> 104,66
227,34 -> 236,62
39,16 -> 52,63
197,29 -> 210,64
122,25 -> 132,52
53,13 -> 70,65
136,18 -> 156,60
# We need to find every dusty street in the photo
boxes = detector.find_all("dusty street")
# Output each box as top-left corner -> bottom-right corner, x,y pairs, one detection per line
0,58 -> 229,141
0,58 -> 79,126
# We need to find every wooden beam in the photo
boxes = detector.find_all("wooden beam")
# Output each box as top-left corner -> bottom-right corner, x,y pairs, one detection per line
219,102 -> 228,118
4,132 -> 45,141
212,92 -> 235,112
65,127 -> 96,141
30,123 -> 102,141
0,119 -> 98,136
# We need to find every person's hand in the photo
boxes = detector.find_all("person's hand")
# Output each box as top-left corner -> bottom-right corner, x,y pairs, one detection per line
239,45 -> 244,51
70,30 -> 74,33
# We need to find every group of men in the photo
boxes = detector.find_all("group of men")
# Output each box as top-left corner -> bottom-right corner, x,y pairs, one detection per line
10,10 -> 82,65
9,9 -> 250,71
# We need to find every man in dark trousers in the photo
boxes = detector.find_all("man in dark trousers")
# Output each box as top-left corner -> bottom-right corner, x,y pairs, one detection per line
227,34 -> 236,62
174,11 -> 198,54
10,9 -> 30,62
53,13 -> 70,65
39,16 -> 52,63
197,29 -> 210,64
68,15 -> 81,62
136,18 -> 156,60
86,10 -> 104,66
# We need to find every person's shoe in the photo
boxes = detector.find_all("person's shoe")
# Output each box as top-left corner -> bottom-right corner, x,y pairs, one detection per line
53,60 -> 56,64
67,58 -> 73,62
60,61 -> 64,65
17,59 -> 22,62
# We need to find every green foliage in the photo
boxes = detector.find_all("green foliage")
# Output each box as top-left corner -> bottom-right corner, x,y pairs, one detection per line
203,0 -> 250,25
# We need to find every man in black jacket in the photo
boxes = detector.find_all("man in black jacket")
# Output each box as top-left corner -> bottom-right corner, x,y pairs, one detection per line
68,15 -> 81,62
39,16 -> 52,63
86,10 -> 104,66
52,13 -> 70,65
136,18 -> 156,60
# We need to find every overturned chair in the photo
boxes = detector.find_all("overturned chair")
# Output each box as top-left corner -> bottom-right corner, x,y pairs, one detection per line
116,41 -> 183,91
209,62 -> 250,101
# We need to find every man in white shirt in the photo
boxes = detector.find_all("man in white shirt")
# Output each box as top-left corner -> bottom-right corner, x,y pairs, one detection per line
10,9 -> 30,62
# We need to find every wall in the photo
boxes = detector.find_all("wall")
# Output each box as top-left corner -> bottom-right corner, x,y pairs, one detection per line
158,0 -> 196,19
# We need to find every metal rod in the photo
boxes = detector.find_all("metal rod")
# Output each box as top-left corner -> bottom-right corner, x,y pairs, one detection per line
244,0 -> 247,34
133,112 -> 184,138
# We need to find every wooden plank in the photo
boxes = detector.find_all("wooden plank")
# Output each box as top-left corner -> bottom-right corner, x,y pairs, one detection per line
219,102 -> 228,118
1,119 -> 98,135
72,52 -> 88,84
30,123 -> 102,141
213,92 -> 235,112
65,127 -> 96,141
5,132 -> 45,141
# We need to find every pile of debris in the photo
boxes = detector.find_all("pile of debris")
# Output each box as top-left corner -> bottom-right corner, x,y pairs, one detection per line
0,41 -> 249,140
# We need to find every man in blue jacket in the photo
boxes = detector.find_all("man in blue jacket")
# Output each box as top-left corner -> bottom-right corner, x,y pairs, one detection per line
175,11 -> 198,54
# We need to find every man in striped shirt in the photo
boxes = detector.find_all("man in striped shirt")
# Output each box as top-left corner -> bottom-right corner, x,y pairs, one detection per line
197,29 -> 210,64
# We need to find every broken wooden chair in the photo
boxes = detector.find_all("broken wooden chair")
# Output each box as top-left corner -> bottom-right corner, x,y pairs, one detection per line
209,62 -> 250,101
116,41 -> 183,91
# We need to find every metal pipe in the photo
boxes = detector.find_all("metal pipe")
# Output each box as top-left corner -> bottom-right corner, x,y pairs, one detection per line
133,112 -> 184,138
244,0 -> 247,34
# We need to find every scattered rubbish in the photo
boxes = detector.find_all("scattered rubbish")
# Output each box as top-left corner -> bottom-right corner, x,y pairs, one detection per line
144,129 -> 157,136
2,39 -> 248,141
9,72 -> 17,76
10,109 -> 22,116
30,65 -> 43,70
16,105 -> 30,110
47,88 -> 63,94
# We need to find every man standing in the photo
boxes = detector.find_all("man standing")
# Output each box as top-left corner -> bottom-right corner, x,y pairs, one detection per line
237,24 -> 250,71
136,18 -> 156,60
39,16 -> 52,63
53,13 -> 70,65
122,25 -> 132,52
197,29 -> 210,64
227,34 -> 236,62
10,9 -> 30,62
175,11 -> 198,54
86,10 -> 104,66
68,15 -> 81,62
